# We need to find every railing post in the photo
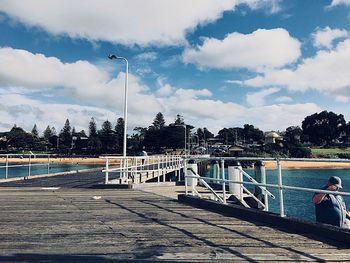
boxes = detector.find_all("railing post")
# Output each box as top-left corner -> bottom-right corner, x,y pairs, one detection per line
221,159 -> 226,204
254,160 -> 268,211
28,154 -> 31,177
126,157 -> 129,181
5,154 -> 8,179
277,159 -> 285,217
105,158 -> 109,184
47,154 -> 50,175
184,158 -> 188,195
228,161 -> 242,201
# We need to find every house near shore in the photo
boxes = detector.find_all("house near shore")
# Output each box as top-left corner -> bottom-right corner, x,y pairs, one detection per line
265,131 -> 282,144
228,145 -> 244,156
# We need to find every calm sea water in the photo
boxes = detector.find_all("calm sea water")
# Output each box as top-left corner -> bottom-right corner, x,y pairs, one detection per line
206,168 -> 350,223
0,163 -> 102,179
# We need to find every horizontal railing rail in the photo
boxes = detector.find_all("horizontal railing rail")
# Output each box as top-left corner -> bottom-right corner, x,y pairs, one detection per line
0,154 -> 51,179
101,155 -> 187,184
0,154 -> 102,179
184,157 -> 350,218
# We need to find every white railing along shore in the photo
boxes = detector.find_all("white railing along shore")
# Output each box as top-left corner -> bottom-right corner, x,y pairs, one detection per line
0,154 -> 51,179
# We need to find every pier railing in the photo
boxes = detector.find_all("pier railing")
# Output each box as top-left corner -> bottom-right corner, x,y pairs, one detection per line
0,154 -> 51,179
100,155 -> 185,184
184,157 -> 350,218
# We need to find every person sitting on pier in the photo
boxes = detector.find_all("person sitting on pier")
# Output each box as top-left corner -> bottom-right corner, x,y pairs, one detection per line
312,176 -> 350,228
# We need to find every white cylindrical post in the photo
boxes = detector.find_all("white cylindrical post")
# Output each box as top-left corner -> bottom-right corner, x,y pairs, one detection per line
47,155 -> 50,175
5,154 -> 8,179
210,160 -> 220,183
28,154 -> 31,177
105,158 -> 109,184
126,157 -> 129,181
221,160 -> 226,204
184,159 -> 188,195
187,160 -> 198,188
228,161 -> 243,201
277,159 -> 285,217
254,161 -> 268,211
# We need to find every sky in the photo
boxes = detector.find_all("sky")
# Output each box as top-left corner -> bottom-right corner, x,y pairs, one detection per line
1,0 -> 350,135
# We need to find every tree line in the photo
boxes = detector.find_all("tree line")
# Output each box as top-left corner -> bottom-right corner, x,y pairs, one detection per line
1,110 -> 350,156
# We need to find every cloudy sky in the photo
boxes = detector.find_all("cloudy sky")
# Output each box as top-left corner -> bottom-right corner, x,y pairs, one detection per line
1,0 -> 350,135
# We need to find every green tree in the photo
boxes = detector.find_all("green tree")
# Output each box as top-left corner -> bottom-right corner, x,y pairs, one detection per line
284,126 -> 302,145
89,117 -> 97,137
43,126 -> 53,140
302,111 -> 346,145
59,119 -> 72,149
152,112 -> 166,129
217,128 -> 231,145
7,126 -> 34,151
242,124 -> 264,143
51,127 -> 57,136
115,117 -> 124,153
99,120 -> 117,152
174,114 -> 185,125
203,127 -> 214,140
31,124 -> 39,138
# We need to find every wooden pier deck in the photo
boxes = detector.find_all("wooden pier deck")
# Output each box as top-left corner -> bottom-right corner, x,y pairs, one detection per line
0,187 -> 350,262
1,175 -> 350,262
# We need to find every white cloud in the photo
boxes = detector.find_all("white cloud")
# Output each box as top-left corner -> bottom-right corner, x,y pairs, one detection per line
335,95 -> 349,102
135,52 -> 158,61
225,80 -> 244,85
0,47 -> 161,114
312,27 -> 348,49
329,0 -> 350,7
275,96 -> 293,103
246,87 -> 280,106
0,0 -> 282,46
243,103 -> 321,131
156,84 -> 173,97
240,0 -> 282,14
243,39 -> 350,100
0,92 -> 117,132
182,28 -> 301,71
0,47 -> 319,133
154,82 -> 319,132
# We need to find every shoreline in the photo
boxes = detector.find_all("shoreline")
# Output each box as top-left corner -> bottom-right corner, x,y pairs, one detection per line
264,160 -> 350,170
0,157 -> 350,169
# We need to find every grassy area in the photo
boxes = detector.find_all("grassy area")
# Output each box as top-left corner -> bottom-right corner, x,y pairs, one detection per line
311,148 -> 350,157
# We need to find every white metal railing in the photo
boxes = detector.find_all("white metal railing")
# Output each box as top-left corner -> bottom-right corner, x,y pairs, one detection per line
0,154 -> 51,179
186,166 -> 274,211
101,155 -> 186,184
185,157 -> 350,218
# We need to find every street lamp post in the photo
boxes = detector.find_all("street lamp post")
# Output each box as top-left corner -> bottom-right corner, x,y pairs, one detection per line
108,54 -> 129,158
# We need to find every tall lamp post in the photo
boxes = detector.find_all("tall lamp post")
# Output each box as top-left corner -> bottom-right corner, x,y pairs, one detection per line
108,54 -> 128,158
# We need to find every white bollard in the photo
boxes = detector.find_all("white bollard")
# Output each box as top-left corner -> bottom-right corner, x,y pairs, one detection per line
228,161 -> 243,200
211,160 -> 220,183
186,160 -> 198,186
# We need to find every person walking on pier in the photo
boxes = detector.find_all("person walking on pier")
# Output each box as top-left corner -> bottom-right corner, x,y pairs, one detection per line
312,176 -> 350,228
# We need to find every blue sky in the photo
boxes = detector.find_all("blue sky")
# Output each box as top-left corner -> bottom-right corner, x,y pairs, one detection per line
0,0 -> 350,135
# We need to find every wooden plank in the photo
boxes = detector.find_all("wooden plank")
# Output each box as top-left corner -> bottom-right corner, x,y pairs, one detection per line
0,186 -> 349,262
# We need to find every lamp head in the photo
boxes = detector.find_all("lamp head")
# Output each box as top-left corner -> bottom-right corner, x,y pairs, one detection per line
108,54 -> 117,60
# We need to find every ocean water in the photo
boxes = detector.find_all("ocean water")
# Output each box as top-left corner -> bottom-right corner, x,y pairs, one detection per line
0,163 -> 102,179
206,168 -> 350,223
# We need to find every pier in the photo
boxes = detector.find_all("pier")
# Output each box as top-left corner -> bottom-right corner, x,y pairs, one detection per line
1,156 -> 350,262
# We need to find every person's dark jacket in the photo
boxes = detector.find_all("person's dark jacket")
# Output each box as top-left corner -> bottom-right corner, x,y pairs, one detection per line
315,190 -> 345,227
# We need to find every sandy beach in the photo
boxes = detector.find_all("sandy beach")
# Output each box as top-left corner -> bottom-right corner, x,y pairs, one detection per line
0,157 -> 106,165
0,156 -> 350,169
264,160 -> 350,170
